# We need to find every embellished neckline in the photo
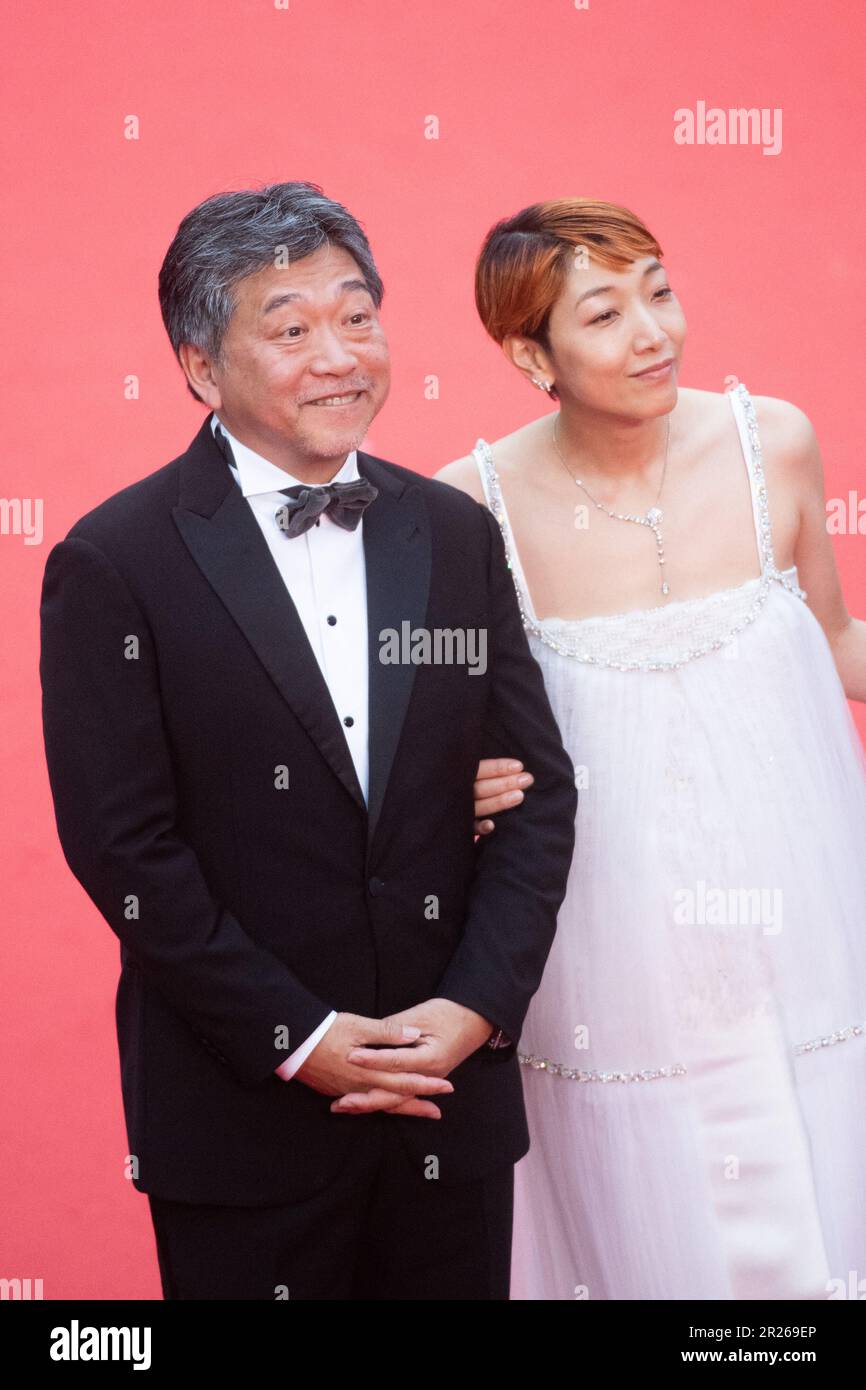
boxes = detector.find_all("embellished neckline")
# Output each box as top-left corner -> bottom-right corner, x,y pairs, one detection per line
535,565 -> 799,633
472,384 -> 809,671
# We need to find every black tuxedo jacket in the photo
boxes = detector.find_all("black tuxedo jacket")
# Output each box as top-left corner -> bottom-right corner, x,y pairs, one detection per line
39,413 -> 577,1205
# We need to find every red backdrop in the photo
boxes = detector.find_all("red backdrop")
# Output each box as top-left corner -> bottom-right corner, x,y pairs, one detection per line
3,0 -> 865,1298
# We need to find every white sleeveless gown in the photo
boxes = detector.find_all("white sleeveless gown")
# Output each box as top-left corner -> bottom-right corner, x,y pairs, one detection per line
472,384 -> 866,1301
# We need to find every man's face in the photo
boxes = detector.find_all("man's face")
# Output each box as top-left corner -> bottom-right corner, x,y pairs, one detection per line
192,242 -> 391,471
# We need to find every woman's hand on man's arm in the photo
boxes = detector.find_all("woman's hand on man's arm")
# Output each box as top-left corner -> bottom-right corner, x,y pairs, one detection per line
473,757 -> 534,835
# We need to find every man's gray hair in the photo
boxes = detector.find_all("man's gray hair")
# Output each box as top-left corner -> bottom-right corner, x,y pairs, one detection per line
158,181 -> 384,403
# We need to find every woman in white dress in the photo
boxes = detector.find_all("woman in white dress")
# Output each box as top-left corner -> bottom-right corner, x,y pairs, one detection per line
436,198 -> 866,1301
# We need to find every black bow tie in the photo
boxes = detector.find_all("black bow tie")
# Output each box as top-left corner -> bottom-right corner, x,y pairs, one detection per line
213,420 -> 378,539
275,477 -> 378,538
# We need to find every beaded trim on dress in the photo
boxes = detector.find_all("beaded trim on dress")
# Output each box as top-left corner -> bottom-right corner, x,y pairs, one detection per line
472,383 -> 808,672
518,1019 -> 866,1084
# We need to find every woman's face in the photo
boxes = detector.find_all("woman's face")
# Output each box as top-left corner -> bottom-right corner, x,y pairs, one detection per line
541,252 -> 686,414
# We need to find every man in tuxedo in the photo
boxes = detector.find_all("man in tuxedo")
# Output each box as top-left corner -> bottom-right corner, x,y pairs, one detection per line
39,181 -> 577,1300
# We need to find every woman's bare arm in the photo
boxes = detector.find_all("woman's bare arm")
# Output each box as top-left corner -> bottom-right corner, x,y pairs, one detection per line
761,396 -> 866,702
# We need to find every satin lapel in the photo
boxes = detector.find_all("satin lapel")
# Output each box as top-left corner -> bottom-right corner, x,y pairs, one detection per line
356,452 -> 431,852
171,415 -> 366,814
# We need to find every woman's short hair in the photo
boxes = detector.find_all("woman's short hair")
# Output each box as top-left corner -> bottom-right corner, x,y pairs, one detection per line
474,199 -> 662,401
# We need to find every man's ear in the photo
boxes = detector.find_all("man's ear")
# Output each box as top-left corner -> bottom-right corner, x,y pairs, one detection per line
178,342 -> 222,410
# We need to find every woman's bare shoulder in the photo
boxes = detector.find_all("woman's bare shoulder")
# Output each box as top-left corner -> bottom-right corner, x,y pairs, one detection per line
678,383 -> 813,458
748,390 -> 818,459
433,451 -> 486,503
434,417 -> 550,498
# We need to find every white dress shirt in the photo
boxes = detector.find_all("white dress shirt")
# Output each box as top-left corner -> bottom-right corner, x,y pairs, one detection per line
211,414 -> 369,1081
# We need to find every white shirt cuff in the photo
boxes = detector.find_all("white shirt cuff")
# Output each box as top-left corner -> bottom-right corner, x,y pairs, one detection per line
274,1010 -> 339,1081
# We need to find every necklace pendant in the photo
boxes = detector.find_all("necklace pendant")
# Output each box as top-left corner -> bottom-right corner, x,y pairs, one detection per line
661,581 -> 670,596
646,506 -> 663,526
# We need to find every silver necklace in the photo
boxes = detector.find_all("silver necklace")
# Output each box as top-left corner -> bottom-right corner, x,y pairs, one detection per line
552,413 -> 672,597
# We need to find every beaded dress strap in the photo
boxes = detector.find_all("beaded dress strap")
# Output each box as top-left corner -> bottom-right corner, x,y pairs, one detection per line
472,439 -> 540,625
728,383 -> 806,599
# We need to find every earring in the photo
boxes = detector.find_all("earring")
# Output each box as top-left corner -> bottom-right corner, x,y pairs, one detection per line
531,377 -> 552,393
